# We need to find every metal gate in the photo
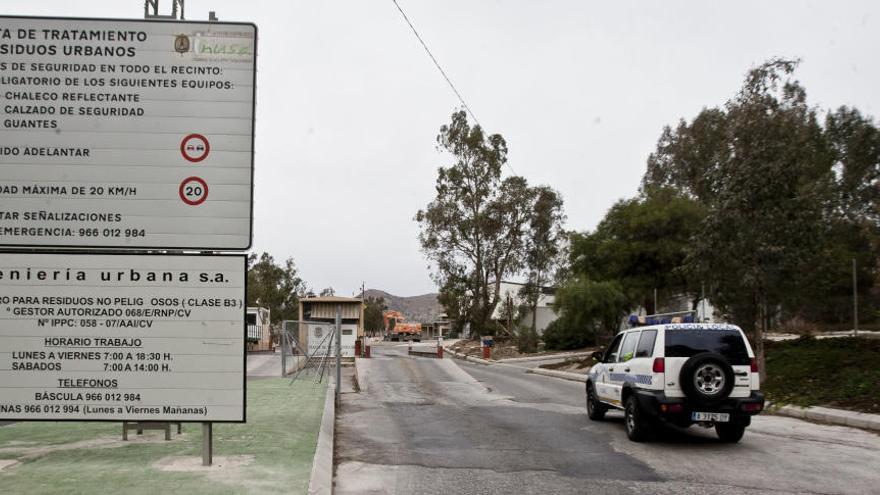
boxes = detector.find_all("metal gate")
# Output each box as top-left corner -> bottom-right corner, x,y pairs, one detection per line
281,316 -> 342,387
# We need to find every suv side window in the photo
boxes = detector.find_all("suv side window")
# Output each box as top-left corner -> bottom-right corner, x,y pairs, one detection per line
635,329 -> 657,358
617,331 -> 639,362
603,334 -> 624,363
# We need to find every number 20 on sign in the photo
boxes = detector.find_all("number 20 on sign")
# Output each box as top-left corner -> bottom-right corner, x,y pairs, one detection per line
179,177 -> 209,206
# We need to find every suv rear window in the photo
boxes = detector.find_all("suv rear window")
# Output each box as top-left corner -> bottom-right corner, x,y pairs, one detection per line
664,329 -> 749,365
635,330 -> 657,358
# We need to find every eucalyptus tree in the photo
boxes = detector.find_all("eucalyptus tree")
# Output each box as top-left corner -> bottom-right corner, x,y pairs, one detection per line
417,111 -> 564,335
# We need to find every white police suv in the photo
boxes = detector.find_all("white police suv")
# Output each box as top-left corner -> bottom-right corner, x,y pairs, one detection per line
585,317 -> 764,442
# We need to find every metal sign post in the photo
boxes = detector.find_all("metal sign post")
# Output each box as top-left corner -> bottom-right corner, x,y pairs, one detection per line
144,0 -> 185,20
202,422 -> 212,466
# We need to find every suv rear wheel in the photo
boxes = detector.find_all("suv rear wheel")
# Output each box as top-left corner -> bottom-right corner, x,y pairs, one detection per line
624,396 -> 650,442
715,423 -> 746,443
586,383 -> 607,420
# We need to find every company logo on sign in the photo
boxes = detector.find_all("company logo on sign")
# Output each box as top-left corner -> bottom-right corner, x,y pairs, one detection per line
174,34 -> 191,53
192,31 -> 253,63
197,42 -> 250,56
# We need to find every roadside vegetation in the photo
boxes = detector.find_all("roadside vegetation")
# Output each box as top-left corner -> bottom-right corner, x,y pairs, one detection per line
246,252 -> 309,326
550,58 -> 880,363
424,58 -> 878,363
764,337 -> 880,414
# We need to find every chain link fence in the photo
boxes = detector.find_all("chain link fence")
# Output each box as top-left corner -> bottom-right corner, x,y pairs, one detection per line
281,319 -> 340,384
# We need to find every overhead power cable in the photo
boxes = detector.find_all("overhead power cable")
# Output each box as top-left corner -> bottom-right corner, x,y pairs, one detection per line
390,0 -> 517,177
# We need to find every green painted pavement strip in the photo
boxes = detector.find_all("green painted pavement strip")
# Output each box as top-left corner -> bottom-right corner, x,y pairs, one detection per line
0,379 -> 328,495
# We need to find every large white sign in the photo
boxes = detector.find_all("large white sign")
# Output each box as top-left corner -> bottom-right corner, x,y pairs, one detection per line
0,16 -> 255,250
0,253 -> 245,422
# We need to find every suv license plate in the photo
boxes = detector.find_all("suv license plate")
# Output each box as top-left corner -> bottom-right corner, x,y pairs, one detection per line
692,412 -> 729,422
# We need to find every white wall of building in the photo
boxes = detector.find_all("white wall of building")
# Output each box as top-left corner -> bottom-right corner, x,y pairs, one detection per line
491,281 -> 559,335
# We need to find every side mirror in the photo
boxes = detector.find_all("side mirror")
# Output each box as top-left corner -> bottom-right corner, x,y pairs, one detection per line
591,350 -> 604,362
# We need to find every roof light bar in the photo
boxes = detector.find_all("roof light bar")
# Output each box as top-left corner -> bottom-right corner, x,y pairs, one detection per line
628,310 -> 696,327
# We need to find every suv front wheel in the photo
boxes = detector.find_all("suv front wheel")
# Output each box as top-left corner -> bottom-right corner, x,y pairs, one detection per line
624,396 -> 650,442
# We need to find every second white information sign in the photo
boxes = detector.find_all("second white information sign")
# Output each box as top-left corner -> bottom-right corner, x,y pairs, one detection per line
0,252 -> 246,422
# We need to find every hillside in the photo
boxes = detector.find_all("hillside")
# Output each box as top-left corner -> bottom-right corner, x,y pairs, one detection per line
362,289 -> 442,323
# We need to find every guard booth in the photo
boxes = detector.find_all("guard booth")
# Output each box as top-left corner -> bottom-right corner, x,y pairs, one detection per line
298,297 -> 364,358
246,307 -> 272,352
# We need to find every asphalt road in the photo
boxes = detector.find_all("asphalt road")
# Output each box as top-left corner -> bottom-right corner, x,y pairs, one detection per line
335,343 -> 880,494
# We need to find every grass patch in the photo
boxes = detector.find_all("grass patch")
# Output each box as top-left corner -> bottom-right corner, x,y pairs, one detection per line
764,337 -> 880,414
0,378 -> 327,494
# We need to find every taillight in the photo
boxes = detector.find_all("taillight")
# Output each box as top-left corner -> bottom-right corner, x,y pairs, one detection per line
660,403 -> 683,413
750,358 -> 758,373
742,402 -> 763,412
652,357 -> 665,373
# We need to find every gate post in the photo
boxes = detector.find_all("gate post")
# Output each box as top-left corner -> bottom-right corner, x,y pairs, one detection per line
281,329 -> 287,377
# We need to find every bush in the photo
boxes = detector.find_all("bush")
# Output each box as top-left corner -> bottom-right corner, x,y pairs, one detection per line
764,337 -> 880,413
515,324 -> 539,353
543,277 -> 628,350
542,317 -> 597,350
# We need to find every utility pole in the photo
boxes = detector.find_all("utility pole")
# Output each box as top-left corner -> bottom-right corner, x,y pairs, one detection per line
699,283 -> 705,322
360,281 -> 365,346
335,305 -> 342,403
506,294 -> 513,337
653,288 -> 658,314
853,258 -> 858,338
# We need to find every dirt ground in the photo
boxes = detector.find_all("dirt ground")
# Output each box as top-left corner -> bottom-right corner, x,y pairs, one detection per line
538,357 -> 595,373
448,337 -> 596,360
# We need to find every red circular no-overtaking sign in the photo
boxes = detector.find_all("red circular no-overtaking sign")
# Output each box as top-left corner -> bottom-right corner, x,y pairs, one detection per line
179,176 -> 209,206
180,133 -> 210,162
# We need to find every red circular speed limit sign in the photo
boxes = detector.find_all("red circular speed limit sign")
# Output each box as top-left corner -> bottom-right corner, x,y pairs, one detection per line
179,176 -> 209,206
180,133 -> 210,162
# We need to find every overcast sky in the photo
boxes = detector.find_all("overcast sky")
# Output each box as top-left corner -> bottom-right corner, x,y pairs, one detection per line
6,1 -> 879,296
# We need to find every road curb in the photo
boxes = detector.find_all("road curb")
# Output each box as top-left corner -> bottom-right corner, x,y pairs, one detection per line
495,351 -> 595,363
308,382 -> 335,495
354,357 -> 369,393
447,349 -> 492,365
447,350 -> 578,377
526,367 -> 588,383
771,404 -> 880,432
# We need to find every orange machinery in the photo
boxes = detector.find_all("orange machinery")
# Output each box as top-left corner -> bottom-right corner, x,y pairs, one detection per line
383,310 -> 422,342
